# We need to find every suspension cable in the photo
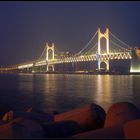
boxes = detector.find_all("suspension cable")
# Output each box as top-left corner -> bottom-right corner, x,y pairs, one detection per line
109,31 -> 131,48
36,45 -> 46,62
80,42 -> 98,55
110,40 -> 130,51
76,30 -> 98,55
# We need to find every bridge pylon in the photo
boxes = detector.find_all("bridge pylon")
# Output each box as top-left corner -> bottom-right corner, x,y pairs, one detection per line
46,42 -> 55,61
46,43 -> 55,72
97,28 -> 109,72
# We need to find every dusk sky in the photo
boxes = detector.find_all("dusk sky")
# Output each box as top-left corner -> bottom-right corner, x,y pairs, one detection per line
0,1 -> 140,66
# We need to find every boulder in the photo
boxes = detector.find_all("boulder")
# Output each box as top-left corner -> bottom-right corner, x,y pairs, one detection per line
123,118 -> 140,138
73,125 -> 124,138
0,123 -> 13,138
2,111 -> 54,124
104,102 -> 140,128
55,103 -> 106,131
42,120 -> 82,138
0,117 -> 44,138
0,106 -> 10,119
2,110 -> 13,122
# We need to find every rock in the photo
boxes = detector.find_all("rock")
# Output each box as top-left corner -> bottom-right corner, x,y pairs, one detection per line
26,108 -> 59,115
10,117 -> 44,138
0,120 -> 6,125
0,106 -> 11,119
0,123 -> 13,138
73,102 -> 140,138
55,103 -> 106,131
26,107 -> 33,112
123,118 -> 140,138
2,111 -> 54,124
0,117 -> 44,138
104,102 -> 140,128
2,110 -> 13,122
42,120 -> 82,138
73,125 -> 124,138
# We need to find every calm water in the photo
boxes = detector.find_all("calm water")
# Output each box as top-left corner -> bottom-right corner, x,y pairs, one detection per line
0,73 -> 140,113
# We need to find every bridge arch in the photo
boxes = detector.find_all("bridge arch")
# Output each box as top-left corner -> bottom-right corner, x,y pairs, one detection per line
47,65 -> 54,72
99,61 -> 109,72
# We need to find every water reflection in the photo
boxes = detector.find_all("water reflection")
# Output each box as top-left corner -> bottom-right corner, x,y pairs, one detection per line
96,75 -> 112,110
132,75 -> 140,108
18,73 -> 34,94
111,75 -> 133,102
43,74 -> 92,112
18,73 -> 34,110
0,73 -> 139,113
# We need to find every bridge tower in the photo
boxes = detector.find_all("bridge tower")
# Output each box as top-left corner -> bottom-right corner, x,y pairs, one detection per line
97,28 -> 109,72
46,43 -> 55,71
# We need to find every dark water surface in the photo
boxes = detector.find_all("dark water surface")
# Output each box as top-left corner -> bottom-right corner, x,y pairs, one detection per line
0,73 -> 140,113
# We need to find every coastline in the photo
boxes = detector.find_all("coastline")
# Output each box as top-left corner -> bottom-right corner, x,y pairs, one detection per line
0,71 -> 140,75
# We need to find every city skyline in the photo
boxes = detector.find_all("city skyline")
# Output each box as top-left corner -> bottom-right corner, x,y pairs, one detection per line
0,1 -> 140,66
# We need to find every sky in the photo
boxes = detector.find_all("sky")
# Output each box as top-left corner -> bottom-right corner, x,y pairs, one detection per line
0,1 -> 140,66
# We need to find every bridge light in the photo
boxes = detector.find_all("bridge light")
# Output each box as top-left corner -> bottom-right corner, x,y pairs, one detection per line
18,63 -> 33,69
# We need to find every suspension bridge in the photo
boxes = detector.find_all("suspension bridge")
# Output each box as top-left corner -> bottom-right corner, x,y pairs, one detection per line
1,27 -> 140,73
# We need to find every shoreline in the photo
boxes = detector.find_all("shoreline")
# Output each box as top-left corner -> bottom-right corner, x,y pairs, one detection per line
0,71 -> 140,75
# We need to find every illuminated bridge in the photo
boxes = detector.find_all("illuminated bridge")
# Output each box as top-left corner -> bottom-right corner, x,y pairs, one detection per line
1,28 -> 140,73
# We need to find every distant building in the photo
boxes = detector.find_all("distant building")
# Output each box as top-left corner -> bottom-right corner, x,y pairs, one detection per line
130,48 -> 140,72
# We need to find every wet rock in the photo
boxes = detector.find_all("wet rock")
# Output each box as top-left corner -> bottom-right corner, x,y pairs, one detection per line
104,102 -> 140,128
26,108 -> 59,115
2,111 -> 54,124
0,123 -> 13,138
0,106 -> 11,119
10,117 -> 44,138
2,110 -> 13,122
55,103 -> 106,131
0,117 -> 44,138
42,120 -> 82,138
123,118 -> 140,138
73,125 -> 124,138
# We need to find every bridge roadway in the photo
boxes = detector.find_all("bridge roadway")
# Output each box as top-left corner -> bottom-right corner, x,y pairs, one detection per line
16,51 -> 132,69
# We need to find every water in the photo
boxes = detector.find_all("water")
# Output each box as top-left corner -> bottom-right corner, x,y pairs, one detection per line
0,73 -> 140,113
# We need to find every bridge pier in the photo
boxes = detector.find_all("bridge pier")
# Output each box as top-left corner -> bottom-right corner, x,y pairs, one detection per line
97,28 -> 110,72
97,56 -> 101,71
97,57 -> 109,72
106,60 -> 109,71
46,64 -> 55,72
46,43 -> 55,72
99,60 -> 109,72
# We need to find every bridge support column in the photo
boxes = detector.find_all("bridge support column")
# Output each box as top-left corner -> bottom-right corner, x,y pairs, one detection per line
45,42 -> 55,72
106,60 -> 109,71
97,56 -> 101,71
104,60 -> 109,71
97,28 -> 110,72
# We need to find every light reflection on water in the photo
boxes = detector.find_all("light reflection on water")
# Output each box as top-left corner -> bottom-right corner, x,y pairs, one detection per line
0,74 -> 139,113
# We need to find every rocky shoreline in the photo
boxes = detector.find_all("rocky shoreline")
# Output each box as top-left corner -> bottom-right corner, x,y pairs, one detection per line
0,102 -> 139,138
